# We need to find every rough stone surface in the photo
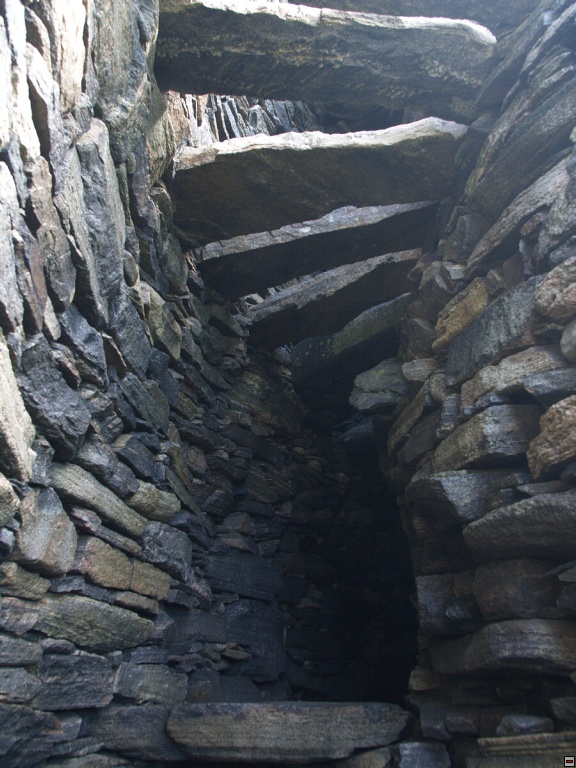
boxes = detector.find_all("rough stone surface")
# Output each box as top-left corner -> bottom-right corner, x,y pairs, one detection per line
34,595 -> 154,653
141,521 -> 193,582
407,469 -> 531,527
50,463 -> 148,538
167,702 -> 409,762
527,396 -> 576,479
33,654 -> 116,711
465,158 -> 570,278
14,488 -> 77,576
0,164 -> 24,330
125,482 -> 181,523
0,563 -> 49,601
536,254 -> 576,322
86,704 -> 187,762
350,358 -> 411,414
17,335 -> 91,460
1,0 -> 576,763
447,277 -> 543,383
173,119 -> 468,244
460,346 -> 567,416
0,474 -> 19,528
205,552 -> 282,601
75,119 -> 125,325
473,560 -> 560,621
0,331 -> 35,481
465,46 -> 576,220
114,663 -> 187,704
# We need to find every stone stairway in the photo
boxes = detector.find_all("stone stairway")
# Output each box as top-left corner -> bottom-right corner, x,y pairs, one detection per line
172,119 -> 468,245
197,202 -> 435,299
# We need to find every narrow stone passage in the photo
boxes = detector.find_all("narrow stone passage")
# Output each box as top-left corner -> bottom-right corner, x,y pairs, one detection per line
1,0 -> 576,767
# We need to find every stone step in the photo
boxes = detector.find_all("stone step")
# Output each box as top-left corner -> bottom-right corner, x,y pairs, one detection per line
291,293 -> 411,406
173,118 -> 467,245
156,1 -> 495,121
198,202 -> 436,299
248,249 -> 420,349
468,731 -> 576,767
284,0 -> 541,37
166,701 -> 409,762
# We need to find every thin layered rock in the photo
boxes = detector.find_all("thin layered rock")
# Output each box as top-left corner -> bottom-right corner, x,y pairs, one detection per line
248,250 -> 420,349
198,202 -> 436,299
173,119 -> 468,244
156,1 -> 495,121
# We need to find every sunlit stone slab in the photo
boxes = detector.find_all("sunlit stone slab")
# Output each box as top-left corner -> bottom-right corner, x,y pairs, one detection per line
156,1 -> 495,120
167,701 -> 409,762
173,119 -> 467,244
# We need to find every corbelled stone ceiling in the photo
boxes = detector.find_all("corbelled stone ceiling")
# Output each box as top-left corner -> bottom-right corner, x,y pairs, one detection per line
1,0 -> 576,767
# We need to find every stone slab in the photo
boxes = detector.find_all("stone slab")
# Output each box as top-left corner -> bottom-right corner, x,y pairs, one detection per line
50,463 -> 148,538
86,704 -> 187,762
223,599 -> 286,682
460,346 -> 567,417
205,551 -> 282,601
431,405 -> 542,472
167,702 -> 409,762
198,203 -> 435,299
33,654 -> 115,711
407,469 -> 531,527
430,619 -> 576,676
473,559 -> 560,622
447,277 -> 543,383
15,488 -> 77,576
469,731 -> 576,768
249,250 -> 420,348
464,46 -> 576,220
350,358 -> 410,414
465,158 -> 570,278
34,595 -> 153,653
0,330 -> 35,481
463,490 -> 576,561
173,119 -> 467,244
291,293 -> 411,403
17,335 -> 91,459
156,2 -> 494,121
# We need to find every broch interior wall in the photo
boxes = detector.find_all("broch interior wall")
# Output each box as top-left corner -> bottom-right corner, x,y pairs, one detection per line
1,1 -> 576,766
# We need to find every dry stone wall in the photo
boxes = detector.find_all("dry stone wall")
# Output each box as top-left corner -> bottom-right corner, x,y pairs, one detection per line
0,1 -> 418,767
2,0 -> 576,766
366,1 -> 576,764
